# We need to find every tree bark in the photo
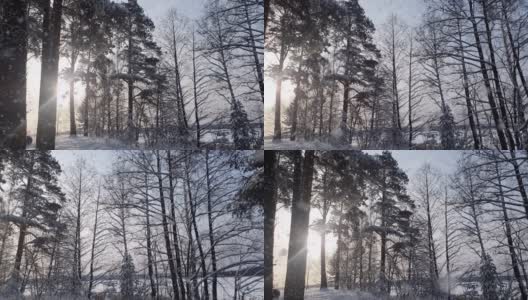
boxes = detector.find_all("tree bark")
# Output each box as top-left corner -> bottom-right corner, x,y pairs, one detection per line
87,186 -> 101,299
467,0 -> 508,149
156,151 -> 180,299
186,157 -> 209,300
290,48 -> 304,141
444,188 -> 451,300
264,151 -> 278,300
284,151 -> 315,300
205,151 -> 218,300
167,151 -> 186,300
456,18 -> 479,149
127,0 -> 134,142
496,162 -> 527,300
36,0 -> 63,149
480,0 -> 516,150
69,45 -> 78,136
335,202 -> 343,290
143,174 -> 157,299
0,0 -> 27,149
192,30 -> 201,148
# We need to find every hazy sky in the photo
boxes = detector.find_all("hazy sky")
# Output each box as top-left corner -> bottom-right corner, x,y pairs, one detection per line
359,0 -> 425,28
274,150 -> 461,287
27,0 -> 207,135
264,0 -> 427,109
52,150 -> 118,175
136,0 -> 206,20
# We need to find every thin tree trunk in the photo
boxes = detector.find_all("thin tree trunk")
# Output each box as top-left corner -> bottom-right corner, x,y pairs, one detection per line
205,151 -> 218,300
320,169 -> 329,289
88,186 -> 101,299
243,0 -> 264,102
167,150 -> 185,300
290,48 -> 304,141
127,1 -> 134,142
335,202 -> 343,290
69,43 -> 78,136
170,20 -> 188,134
156,151 -> 180,300
192,30 -> 201,148
456,18 -> 479,149
480,0 -> 516,150
143,174 -> 157,299
167,151 -> 186,300
407,34 -> 414,148
320,208 -> 328,289
186,158 -> 209,299
496,162 -> 528,300
500,0 -> 528,145
444,187 -> 451,300
507,151 -> 528,219
467,0 -> 508,149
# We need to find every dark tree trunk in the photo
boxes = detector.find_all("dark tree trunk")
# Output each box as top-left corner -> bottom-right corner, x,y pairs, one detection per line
444,188 -> 451,300
284,151 -> 315,300
335,203 -> 343,290
340,84 -> 350,144
192,30 -> 201,148
264,0 -> 269,33
496,162 -> 527,300
290,48 -> 304,141
320,209 -> 328,289
407,36 -> 414,148
186,159 -> 209,300
480,0 -> 516,150
126,2 -> 134,142
467,0 -> 508,149
0,0 -> 27,149
156,151 -> 180,300
84,56 -> 91,137
456,19 -> 479,149
36,0 -> 63,149
205,151 -> 218,300
143,174 -> 157,299
69,51 -> 77,136
507,151 -> 528,219
264,151 -> 278,300
167,151 -> 186,300
12,158 -> 34,290
243,0 -> 264,102
87,187 -> 101,299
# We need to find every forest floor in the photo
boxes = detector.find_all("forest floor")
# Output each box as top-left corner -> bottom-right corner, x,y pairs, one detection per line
278,288 -> 378,300
264,138 -> 355,150
27,134 -> 128,150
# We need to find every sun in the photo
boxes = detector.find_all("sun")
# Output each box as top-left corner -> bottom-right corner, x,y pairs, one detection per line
264,77 -> 276,109
306,228 -> 338,262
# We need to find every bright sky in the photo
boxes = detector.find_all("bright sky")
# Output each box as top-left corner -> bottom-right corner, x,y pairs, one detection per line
27,0 -> 207,136
52,150 -> 117,174
274,150 -> 461,287
264,0 -> 426,109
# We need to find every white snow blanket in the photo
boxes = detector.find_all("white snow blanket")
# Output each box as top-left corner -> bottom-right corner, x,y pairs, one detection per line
278,288 -> 378,300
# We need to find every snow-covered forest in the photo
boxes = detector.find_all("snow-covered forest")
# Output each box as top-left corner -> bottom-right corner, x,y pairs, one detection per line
0,150 -> 264,299
265,150 -> 528,299
0,0 -> 263,150
265,0 -> 528,150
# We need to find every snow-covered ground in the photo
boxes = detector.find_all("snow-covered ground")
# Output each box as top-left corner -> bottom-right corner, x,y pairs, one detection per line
27,135 -> 129,150
278,288 -> 377,300
27,132 -> 252,150
264,138 -> 355,150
